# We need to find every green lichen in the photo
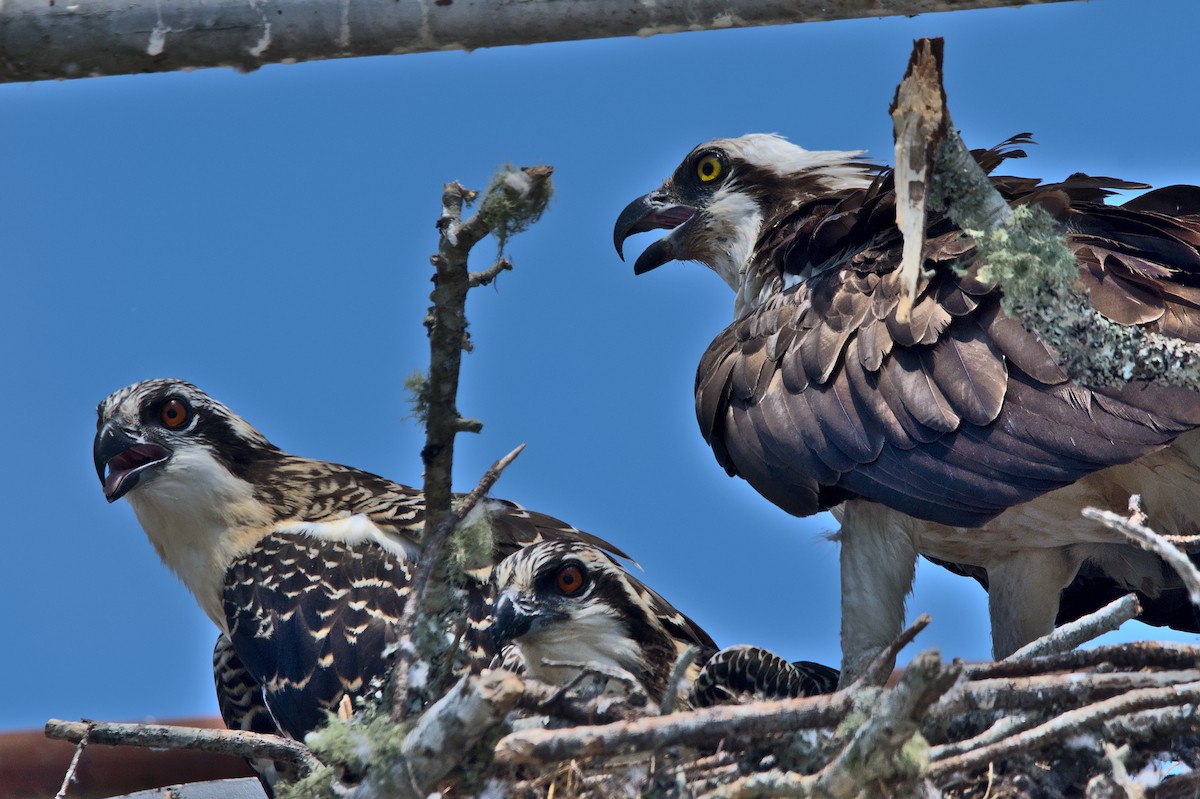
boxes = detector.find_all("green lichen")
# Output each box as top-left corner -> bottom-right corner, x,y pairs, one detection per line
845,724 -> 930,785
835,688 -> 879,737
278,709 -> 415,799
449,502 -> 498,580
962,204 -> 1200,391
478,164 -> 554,254
403,369 -> 431,424
895,730 -> 932,778
970,204 -> 1075,298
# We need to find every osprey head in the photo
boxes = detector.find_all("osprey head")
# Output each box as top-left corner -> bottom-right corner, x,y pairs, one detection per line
490,541 -> 652,682
491,541 -> 609,646
614,134 -> 873,293
94,378 -> 275,502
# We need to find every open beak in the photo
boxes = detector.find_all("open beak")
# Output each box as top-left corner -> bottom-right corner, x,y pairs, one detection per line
613,191 -> 697,275
94,421 -> 171,502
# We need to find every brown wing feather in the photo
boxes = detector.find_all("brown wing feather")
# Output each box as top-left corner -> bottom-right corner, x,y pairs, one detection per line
223,533 -> 411,741
696,141 -> 1200,528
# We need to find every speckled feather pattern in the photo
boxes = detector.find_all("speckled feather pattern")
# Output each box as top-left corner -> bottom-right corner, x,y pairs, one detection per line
96,378 -> 630,749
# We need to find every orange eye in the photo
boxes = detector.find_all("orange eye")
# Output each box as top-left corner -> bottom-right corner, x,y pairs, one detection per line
160,399 -> 190,428
696,154 -> 723,183
554,564 -> 586,596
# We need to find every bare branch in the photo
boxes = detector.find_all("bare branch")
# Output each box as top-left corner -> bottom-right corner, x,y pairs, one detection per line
1084,507 -> 1200,608
389,443 -> 526,718
926,679 -> 1200,778
850,613 -> 931,689
390,164 -> 555,720
966,641 -> 1200,680
53,721 -> 91,799
420,180 -> 485,535
1,0 -> 1075,84
814,651 -> 958,798
514,674 -> 649,725
44,718 -> 321,775
1004,593 -> 1142,661
469,258 -> 513,289
935,670 -> 1200,716
927,714 -> 1030,760
889,37 -> 946,321
494,691 -> 853,766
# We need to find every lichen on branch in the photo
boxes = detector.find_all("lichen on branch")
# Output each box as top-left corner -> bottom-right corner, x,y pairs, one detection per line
479,164 -> 555,254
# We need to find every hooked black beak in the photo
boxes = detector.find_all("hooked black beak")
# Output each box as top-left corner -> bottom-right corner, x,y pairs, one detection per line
94,421 -> 171,503
613,192 -> 696,275
491,596 -> 534,650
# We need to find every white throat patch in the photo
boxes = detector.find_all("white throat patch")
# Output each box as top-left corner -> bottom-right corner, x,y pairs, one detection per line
125,446 -> 268,629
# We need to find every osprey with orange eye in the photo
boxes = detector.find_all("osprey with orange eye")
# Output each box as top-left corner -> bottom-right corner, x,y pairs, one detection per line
159,398 -> 192,429
552,561 -> 588,596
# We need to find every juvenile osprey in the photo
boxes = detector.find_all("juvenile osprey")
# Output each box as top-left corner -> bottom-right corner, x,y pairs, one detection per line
93,379 -> 627,769
614,134 -> 1200,678
491,540 -> 838,707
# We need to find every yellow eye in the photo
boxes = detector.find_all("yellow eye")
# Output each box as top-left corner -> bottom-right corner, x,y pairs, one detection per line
160,399 -> 190,429
696,154 -> 723,183
554,564 -> 586,596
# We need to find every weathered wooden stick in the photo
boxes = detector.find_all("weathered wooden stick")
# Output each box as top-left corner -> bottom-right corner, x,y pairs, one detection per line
1005,593 -> 1141,661
44,719 -> 320,775
494,691 -> 853,766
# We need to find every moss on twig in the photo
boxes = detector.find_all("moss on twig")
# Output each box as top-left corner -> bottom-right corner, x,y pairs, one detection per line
479,164 -> 555,253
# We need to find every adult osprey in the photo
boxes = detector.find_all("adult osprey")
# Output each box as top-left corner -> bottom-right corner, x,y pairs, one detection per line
613,134 -> 1200,678
490,540 -> 838,707
93,378 -> 627,789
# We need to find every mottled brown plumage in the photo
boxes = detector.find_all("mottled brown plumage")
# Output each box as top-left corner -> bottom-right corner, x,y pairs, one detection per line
615,134 -> 1200,678
491,541 -> 838,708
700,142 -> 1200,527
94,378 -> 629,791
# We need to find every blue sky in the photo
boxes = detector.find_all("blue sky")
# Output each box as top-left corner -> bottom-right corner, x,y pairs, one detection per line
3,0 -> 1199,731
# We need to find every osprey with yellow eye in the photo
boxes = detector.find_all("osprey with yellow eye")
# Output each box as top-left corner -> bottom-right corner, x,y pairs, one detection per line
615,133 -> 1200,681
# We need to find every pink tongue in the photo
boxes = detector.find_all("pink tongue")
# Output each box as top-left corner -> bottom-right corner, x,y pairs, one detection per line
103,469 -> 126,499
654,206 -> 695,227
102,444 -> 169,499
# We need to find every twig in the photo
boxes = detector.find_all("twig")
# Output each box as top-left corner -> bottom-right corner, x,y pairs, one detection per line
392,165 -> 554,720
935,670 -> 1200,716
1005,593 -> 1142,661
1098,742 -> 1143,799
422,180 -> 485,529
889,37 -> 948,321
1084,507 -> 1200,607
852,613 -> 931,688
514,675 -> 648,725
534,658 -> 650,714
1101,703 -> 1200,745
494,691 -> 853,766
469,257 -> 513,288
44,718 -> 321,775
890,38 -> 1200,394
927,714 -> 1030,760
390,442 -> 526,718
53,721 -> 92,799
926,679 -> 1200,778
966,641 -> 1200,680
814,651 -> 958,798
706,651 -> 959,799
